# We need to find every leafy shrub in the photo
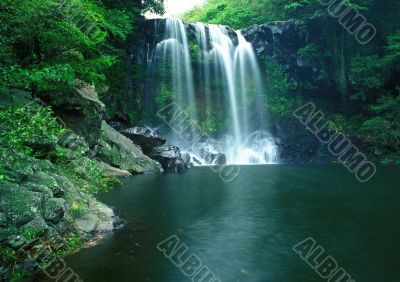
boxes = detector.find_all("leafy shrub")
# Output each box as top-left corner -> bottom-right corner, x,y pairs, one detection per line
155,83 -> 173,109
265,61 -> 290,97
264,61 -> 294,119
298,44 -> 320,61
0,103 -> 65,156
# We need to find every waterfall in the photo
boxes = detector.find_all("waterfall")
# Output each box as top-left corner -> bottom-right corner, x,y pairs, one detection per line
148,18 -> 278,165
155,19 -> 197,121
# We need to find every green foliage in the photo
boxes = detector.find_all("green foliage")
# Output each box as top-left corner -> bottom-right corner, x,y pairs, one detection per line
0,247 -> 18,265
57,157 -> 119,194
69,201 -> 86,219
350,55 -> 386,102
264,61 -> 294,119
22,227 -> 39,242
184,0 -> 264,29
0,162 -> 7,180
360,95 -> 400,151
0,104 -> 65,155
385,31 -> 400,68
155,83 -> 174,109
267,95 -> 294,120
200,112 -> 224,135
265,61 -> 290,97
9,269 -> 29,282
0,0 -> 146,94
298,44 -> 320,61
65,234 -> 85,252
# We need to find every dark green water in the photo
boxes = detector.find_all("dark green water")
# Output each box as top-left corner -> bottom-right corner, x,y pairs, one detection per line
63,165 -> 399,281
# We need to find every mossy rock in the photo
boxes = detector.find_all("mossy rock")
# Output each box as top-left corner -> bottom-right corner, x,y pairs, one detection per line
97,121 -> 160,174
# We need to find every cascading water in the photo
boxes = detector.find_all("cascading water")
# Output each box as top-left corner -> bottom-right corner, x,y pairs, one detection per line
154,19 -> 197,122
149,18 -> 278,165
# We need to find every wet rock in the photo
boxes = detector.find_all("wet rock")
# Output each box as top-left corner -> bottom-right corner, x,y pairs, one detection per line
122,127 -> 166,154
192,157 -> 202,166
181,153 -> 193,168
211,153 -> 227,165
148,145 -> 189,173
200,148 -> 227,165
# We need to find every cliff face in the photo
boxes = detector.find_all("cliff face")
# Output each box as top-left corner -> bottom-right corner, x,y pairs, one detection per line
241,20 -> 331,92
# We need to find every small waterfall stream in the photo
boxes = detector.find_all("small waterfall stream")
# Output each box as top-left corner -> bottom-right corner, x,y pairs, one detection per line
147,18 -> 278,165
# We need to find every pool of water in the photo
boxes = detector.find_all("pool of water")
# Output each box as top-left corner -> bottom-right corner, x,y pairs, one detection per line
39,165 -> 400,281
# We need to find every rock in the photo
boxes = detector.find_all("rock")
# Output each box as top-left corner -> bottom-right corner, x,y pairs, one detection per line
28,171 -> 64,198
122,127 -> 166,154
181,153 -> 193,168
56,132 -> 91,156
6,235 -> 26,249
0,153 -> 121,278
43,198 -> 66,224
108,121 -> 129,132
36,80 -> 105,147
242,20 -> 330,92
21,217 -> 49,239
98,162 -> 132,178
192,157 -> 202,166
148,145 -> 188,173
24,183 -> 53,198
74,201 -> 115,234
271,121 -> 333,164
200,148 -> 227,165
211,153 -> 227,165
97,121 -> 160,174
0,182 -> 43,227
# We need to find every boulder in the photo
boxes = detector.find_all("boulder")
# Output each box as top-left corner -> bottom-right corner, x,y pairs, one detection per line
181,153 -> 194,168
121,127 -> 166,154
148,145 -> 189,173
28,171 -> 65,198
200,148 -> 227,165
74,200 -> 116,234
43,198 -> 67,224
98,162 -> 132,178
97,121 -> 161,174
36,81 -> 105,147
0,182 -> 43,227
210,153 -> 227,165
